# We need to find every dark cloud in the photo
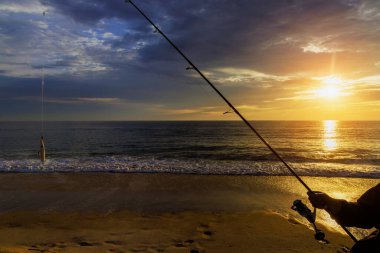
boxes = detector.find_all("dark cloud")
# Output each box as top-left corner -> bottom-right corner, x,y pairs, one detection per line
40,0 -> 129,24
1,0 -> 380,120
35,0 -> 380,73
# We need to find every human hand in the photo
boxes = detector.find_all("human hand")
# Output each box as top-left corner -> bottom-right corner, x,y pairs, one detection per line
307,191 -> 330,209
307,191 -> 342,214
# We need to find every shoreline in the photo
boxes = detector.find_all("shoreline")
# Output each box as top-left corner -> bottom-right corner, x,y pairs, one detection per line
1,171 -> 379,180
0,173 -> 376,213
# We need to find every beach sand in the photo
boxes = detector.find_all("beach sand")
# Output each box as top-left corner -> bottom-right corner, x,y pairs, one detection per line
0,173 -> 377,253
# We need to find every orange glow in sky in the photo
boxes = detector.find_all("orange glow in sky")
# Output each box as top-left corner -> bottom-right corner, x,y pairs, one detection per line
315,76 -> 344,99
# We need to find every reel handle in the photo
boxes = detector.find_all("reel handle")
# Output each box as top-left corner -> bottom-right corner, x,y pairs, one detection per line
291,199 -> 326,242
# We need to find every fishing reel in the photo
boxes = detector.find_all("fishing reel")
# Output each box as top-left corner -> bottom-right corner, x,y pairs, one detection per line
291,199 -> 326,242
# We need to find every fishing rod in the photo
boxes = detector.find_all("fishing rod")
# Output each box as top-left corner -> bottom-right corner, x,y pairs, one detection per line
124,0 -> 357,243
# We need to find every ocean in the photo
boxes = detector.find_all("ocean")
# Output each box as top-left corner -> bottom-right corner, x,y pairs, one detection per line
0,121 -> 379,177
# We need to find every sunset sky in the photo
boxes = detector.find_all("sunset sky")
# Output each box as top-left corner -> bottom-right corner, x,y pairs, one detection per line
1,0 -> 380,121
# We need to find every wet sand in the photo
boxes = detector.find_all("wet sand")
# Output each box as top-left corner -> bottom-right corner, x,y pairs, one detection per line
0,173 -> 377,253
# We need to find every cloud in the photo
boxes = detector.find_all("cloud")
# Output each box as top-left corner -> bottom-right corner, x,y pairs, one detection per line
4,0 -> 380,77
302,42 -> 343,54
352,75 -> 380,86
40,0 -> 128,24
150,105 -> 223,116
148,103 -> 272,118
102,32 -> 120,40
0,0 -> 46,14
1,0 -> 380,120
357,1 -> 380,21
0,13 -> 121,77
213,68 -> 292,86
45,97 -> 124,105
6,95 -> 126,105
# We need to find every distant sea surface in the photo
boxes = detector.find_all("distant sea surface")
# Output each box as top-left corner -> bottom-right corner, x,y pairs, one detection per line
0,121 -> 379,178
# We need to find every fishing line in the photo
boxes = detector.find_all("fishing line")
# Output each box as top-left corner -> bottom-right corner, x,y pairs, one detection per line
41,66 -> 45,135
41,11 -> 47,136
38,11 -> 47,163
124,0 -> 357,242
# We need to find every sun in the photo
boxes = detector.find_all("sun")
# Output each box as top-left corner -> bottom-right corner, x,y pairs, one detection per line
314,76 -> 344,99
323,76 -> 342,86
316,85 -> 340,98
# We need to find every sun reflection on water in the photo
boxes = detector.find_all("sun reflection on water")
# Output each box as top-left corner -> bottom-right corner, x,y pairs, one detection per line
323,120 -> 338,151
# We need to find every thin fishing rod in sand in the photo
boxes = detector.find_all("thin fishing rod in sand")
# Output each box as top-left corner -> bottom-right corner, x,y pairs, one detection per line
125,0 -> 357,242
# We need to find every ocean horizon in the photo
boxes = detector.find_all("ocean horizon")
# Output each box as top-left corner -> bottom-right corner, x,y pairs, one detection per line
0,120 -> 379,178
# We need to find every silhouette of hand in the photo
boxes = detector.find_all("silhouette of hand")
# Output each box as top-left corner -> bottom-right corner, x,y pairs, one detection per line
307,191 -> 342,214
307,191 -> 330,209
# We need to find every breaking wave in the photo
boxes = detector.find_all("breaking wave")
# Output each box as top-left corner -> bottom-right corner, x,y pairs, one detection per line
0,155 -> 379,178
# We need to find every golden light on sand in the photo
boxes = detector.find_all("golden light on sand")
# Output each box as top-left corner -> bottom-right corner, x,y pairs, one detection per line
323,120 -> 337,151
